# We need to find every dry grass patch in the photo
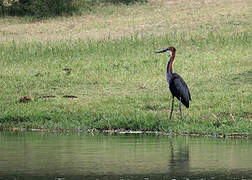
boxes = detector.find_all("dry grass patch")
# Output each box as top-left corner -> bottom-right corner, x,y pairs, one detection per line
0,0 -> 250,42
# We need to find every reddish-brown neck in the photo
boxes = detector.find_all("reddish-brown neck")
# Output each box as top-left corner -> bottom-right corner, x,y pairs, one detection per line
167,50 -> 176,73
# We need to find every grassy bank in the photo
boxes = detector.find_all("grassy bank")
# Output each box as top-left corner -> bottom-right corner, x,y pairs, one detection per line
0,0 -> 251,136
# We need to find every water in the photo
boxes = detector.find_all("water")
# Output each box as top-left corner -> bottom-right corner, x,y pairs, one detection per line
0,131 -> 251,180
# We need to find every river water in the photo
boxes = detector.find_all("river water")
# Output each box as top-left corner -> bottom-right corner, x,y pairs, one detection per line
0,131 -> 251,180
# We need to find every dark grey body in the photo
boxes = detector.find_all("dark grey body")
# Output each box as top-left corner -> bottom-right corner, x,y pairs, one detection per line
167,72 -> 191,108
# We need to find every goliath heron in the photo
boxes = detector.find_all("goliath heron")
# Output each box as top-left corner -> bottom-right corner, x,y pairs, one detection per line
156,46 -> 191,119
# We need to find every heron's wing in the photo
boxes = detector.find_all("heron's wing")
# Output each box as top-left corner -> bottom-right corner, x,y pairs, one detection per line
172,74 -> 191,107
180,78 -> 191,100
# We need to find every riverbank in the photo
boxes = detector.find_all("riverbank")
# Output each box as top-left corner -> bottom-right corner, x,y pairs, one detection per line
0,0 -> 251,137
1,128 -> 249,139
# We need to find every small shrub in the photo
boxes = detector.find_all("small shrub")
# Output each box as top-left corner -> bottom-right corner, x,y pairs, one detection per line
0,0 -> 148,18
0,0 -> 77,18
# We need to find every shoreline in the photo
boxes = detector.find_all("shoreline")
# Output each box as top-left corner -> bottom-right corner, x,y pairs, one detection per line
0,127 -> 249,139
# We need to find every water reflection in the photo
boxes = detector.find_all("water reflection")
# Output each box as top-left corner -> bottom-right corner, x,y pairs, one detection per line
0,131 -> 251,180
169,139 -> 190,175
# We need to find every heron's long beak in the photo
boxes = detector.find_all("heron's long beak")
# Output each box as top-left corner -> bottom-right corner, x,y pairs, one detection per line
155,48 -> 169,53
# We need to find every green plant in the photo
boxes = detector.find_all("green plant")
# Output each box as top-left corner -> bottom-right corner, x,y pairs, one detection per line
0,0 -> 77,18
0,0 -> 147,17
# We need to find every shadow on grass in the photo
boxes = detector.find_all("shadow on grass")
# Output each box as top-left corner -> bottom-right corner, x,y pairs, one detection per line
0,115 -> 53,125
142,103 -> 168,111
0,116 -> 31,124
231,69 -> 252,84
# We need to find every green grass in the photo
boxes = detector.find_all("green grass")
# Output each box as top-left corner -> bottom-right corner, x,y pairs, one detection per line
0,30 -> 251,136
0,0 -> 251,136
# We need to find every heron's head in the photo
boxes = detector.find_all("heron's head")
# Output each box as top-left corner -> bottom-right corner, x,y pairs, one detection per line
155,46 -> 176,56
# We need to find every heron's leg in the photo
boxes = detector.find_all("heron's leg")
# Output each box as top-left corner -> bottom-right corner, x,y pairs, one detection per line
179,97 -> 182,119
169,96 -> 174,119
